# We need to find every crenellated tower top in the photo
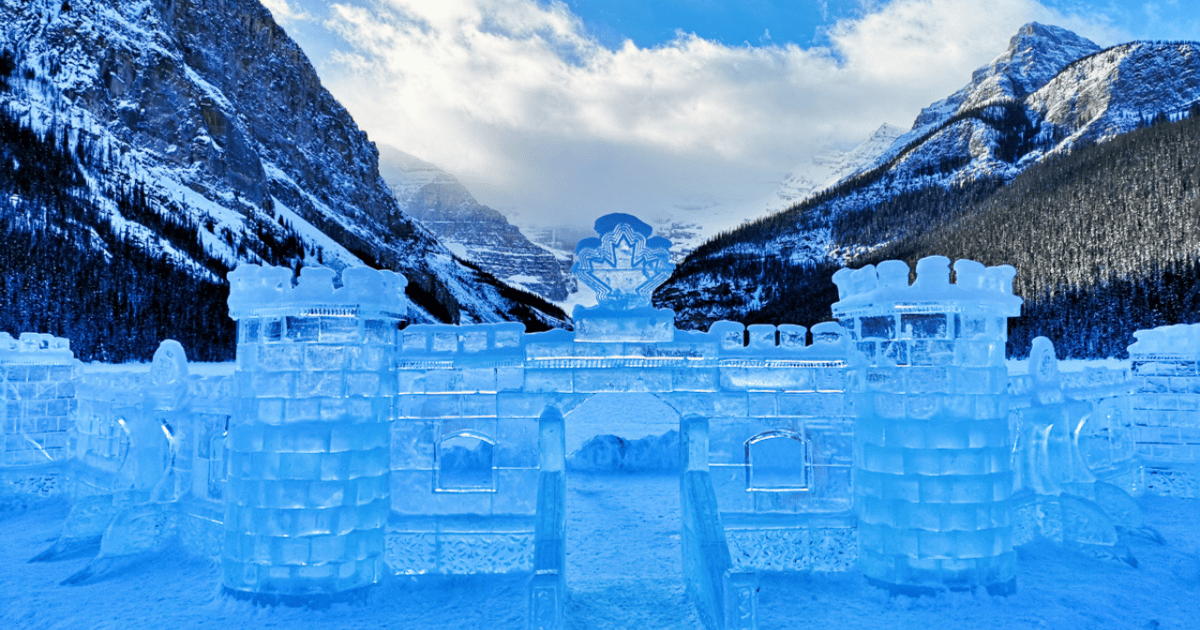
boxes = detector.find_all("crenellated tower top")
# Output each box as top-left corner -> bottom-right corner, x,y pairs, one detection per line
830,256 -> 1021,319
226,264 -> 409,321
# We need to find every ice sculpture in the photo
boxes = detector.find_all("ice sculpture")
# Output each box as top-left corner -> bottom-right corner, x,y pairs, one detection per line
571,213 -> 676,341
1127,322 -> 1200,497
1006,337 -> 1146,560
833,256 -> 1021,595
221,265 -> 406,603
572,213 -> 673,308
37,340 -> 232,582
1012,338 -> 1097,495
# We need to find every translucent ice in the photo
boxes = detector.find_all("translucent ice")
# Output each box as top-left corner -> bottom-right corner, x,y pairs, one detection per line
223,265 -> 402,602
834,257 -> 1019,595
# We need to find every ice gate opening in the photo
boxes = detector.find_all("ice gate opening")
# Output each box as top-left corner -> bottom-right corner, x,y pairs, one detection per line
562,394 -> 692,622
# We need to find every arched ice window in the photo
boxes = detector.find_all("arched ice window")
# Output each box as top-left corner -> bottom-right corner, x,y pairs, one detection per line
435,430 -> 497,492
744,430 -> 811,492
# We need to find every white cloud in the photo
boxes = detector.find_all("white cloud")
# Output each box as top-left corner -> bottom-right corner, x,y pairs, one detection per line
262,0 -> 314,24
316,0 -> 1134,230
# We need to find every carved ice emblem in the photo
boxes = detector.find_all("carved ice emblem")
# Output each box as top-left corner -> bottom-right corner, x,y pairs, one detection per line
572,213 -> 674,308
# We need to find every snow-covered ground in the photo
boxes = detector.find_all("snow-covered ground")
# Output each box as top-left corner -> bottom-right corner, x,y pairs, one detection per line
3,477 -> 1198,629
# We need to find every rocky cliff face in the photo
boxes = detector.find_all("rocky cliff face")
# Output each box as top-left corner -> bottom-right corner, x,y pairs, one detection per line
378,146 -> 574,302
0,0 -> 566,329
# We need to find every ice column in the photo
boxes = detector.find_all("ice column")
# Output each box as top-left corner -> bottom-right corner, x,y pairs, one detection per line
832,257 -> 1022,595
222,265 -> 407,603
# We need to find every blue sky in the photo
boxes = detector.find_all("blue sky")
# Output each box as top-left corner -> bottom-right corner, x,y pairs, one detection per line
561,0 -> 1200,49
263,0 -> 1200,230
557,0 -> 849,49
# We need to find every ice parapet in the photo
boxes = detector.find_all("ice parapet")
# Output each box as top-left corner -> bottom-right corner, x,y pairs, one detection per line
226,264 -> 409,320
1127,322 -> 1200,496
832,257 -> 1021,318
835,257 -> 1018,595
222,265 -> 401,603
0,332 -> 77,469
1127,322 -> 1200,356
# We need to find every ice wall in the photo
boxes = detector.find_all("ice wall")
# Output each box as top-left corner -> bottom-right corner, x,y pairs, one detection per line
221,265 -> 406,603
833,257 -> 1021,595
389,322 -> 538,576
1127,323 -> 1200,497
0,333 -> 77,478
703,321 -> 858,574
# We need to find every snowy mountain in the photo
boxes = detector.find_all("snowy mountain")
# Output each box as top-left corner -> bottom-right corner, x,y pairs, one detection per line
899,22 -> 1103,152
377,146 -> 574,302
763,123 -> 905,215
656,23 -> 1200,355
0,0 -> 567,359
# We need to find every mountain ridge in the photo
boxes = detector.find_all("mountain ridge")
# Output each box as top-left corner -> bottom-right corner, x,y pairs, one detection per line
0,0 -> 567,359
655,23 -> 1200,357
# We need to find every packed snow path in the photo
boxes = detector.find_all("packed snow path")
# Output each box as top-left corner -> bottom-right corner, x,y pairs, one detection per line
3,493 -> 1200,628
563,470 -> 702,629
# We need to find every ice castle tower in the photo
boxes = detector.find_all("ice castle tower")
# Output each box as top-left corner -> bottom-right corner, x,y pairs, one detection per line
833,257 -> 1022,595
221,265 -> 407,603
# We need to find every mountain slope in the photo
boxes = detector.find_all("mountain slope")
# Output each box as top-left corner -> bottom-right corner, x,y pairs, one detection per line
378,146 -> 574,303
763,123 -> 904,215
656,24 -> 1200,358
0,0 -> 567,359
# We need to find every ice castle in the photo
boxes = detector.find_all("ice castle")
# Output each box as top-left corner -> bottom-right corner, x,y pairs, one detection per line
2,213 -> 1195,629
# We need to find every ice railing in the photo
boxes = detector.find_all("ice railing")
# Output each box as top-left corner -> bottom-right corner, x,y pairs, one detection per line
399,322 -> 526,360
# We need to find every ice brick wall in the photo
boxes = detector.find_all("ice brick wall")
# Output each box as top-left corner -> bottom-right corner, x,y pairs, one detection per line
833,257 -> 1021,594
222,265 -> 405,601
0,333 -> 77,470
1127,323 -> 1200,497
389,323 -> 537,575
703,321 -> 858,573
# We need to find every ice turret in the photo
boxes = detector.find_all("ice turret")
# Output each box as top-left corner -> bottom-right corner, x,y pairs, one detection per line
221,265 -> 406,604
833,256 -> 1021,596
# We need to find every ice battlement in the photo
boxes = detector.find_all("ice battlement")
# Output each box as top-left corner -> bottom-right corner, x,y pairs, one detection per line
830,256 -> 1021,318
226,264 -> 408,320
1127,323 -> 1200,358
400,323 -> 527,358
706,321 -> 850,360
0,332 -> 73,363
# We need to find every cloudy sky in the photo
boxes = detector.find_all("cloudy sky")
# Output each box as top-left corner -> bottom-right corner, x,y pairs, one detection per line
262,0 -> 1200,231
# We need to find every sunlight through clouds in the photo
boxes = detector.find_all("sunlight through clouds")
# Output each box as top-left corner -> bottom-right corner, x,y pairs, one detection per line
317,0 -> 1128,226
